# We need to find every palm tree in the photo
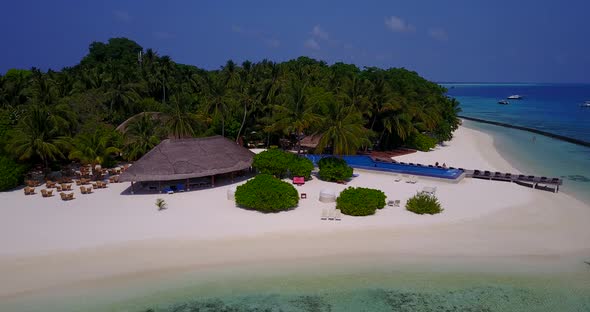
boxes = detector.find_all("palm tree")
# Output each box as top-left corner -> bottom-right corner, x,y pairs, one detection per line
124,113 -> 161,160
268,79 -> 322,153
157,56 -> 174,105
68,129 -> 121,166
315,102 -> 371,155
29,68 -> 57,106
165,94 -> 197,139
203,73 -> 231,137
8,106 -> 68,169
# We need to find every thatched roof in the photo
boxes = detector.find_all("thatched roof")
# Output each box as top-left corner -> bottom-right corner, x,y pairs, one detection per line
119,136 -> 255,182
300,134 -> 322,148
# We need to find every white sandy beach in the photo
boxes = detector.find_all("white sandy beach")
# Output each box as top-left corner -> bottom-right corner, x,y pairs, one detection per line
1,125 -> 589,309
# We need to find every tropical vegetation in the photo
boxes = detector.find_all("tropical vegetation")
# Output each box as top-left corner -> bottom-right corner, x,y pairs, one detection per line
336,187 -> 387,216
0,37 -> 460,183
234,174 -> 299,213
318,157 -> 353,182
252,148 -> 314,179
405,193 -> 444,215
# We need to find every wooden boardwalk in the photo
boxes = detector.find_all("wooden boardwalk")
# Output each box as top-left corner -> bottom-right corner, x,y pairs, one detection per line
464,169 -> 563,193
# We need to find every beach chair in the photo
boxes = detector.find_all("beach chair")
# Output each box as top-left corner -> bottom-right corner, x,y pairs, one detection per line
56,184 -> 63,192
163,186 -> 174,194
80,186 -> 87,194
328,209 -> 336,220
393,174 -> 402,182
65,184 -> 72,191
24,187 -> 35,195
402,174 -> 410,183
321,208 -> 328,220
293,176 -> 305,186
67,193 -> 75,200
410,176 -> 418,184
393,200 -> 401,207
176,183 -> 185,192
387,200 -> 395,207
421,186 -> 437,196
60,192 -> 68,200
334,209 -> 342,221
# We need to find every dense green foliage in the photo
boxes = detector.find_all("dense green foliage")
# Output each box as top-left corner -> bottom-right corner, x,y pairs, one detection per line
252,148 -> 314,179
0,37 -> 460,183
235,174 -> 299,213
336,187 -> 386,216
406,193 -> 444,215
405,132 -> 437,152
318,157 -> 353,182
288,156 -> 314,179
0,156 -> 26,191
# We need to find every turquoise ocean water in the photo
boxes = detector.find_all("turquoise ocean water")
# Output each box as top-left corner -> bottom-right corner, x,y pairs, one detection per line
445,83 -> 590,204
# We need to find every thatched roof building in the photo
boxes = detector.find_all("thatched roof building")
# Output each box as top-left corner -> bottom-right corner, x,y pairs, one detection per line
119,136 -> 255,182
300,134 -> 322,149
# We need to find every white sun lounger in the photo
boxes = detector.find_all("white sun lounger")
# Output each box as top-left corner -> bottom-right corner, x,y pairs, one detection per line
334,209 -> 342,221
393,174 -> 402,182
421,186 -> 436,195
410,175 -> 418,184
321,208 -> 328,220
328,209 -> 336,220
402,174 -> 410,183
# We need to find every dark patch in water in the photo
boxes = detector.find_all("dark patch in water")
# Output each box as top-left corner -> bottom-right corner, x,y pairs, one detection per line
289,295 -> 331,312
141,286 -> 588,312
565,175 -> 590,182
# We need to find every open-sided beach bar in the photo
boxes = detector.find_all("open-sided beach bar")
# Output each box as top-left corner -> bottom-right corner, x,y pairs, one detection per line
119,136 -> 255,193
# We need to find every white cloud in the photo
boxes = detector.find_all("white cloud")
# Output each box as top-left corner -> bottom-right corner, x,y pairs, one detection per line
304,38 -> 320,50
153,31 -> 174,40
429,28 -> 448,41
311,25 -> 329,39
113,10 -> 131,23
384,16 -> 415,33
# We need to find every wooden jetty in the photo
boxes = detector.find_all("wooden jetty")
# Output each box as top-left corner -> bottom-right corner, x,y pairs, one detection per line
464,169 -> 563,193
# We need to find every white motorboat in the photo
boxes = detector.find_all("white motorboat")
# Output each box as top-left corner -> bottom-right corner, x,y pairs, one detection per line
507,95 -> 523,100
498,100 -> 509,105
581,101 -> 590,108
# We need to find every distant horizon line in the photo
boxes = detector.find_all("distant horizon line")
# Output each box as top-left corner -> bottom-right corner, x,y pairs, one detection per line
438,82 -> 590,85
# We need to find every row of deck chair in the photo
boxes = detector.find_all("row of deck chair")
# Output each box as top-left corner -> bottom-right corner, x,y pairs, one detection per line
393,174 -> 418,183
321,208 -> 342,221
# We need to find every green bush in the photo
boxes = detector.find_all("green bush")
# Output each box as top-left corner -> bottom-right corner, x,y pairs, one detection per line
318,157 -> 353,182
405,193 -> 444,215
406,132 -> 437,151
289,156 -> 314,180
336,187 -> 386,216
0,156 -> 26,191
252,148 -> 313,179
235,174 -> 299,213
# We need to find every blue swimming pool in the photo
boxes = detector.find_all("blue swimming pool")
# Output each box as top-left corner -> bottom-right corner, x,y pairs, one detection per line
304,155 -> 464,180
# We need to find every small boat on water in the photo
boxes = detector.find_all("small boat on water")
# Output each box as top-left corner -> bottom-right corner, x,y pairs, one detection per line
581,101 -> 590,108
498,100 -> 509,105
507,95 -> 523,100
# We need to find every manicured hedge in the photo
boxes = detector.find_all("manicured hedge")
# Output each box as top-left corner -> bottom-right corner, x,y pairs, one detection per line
235,174 -> 299,213
252,148 -> 314,179
318,157 -> 353,182
406,132 -> 437,152
336,187 -> 386,216
405,193 -> 444,215
0,156 -> 26,191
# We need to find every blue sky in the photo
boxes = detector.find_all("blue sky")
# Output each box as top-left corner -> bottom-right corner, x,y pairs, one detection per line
1,0 -> 589,82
